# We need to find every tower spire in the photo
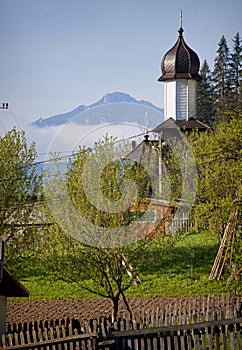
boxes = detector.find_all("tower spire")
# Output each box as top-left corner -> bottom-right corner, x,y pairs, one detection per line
180,9 -> 183,28
158,12 -> 201,121
178,9 -> 184,37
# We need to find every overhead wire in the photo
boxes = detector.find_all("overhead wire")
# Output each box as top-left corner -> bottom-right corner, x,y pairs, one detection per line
0,120 -> 7,133
0,107 -> 22,134
2,105 -> 240,195
3,106 -> 239,225
9,108 -> 23,131
1,125 -> 241,186
0,108 -> 8,134
1,138 -> 240,214
0,126 -> 154,202
20,128 -> 153,169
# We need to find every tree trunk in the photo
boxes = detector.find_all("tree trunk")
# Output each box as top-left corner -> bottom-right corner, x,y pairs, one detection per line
111,296 -> 119,323
122,291 -> 133,321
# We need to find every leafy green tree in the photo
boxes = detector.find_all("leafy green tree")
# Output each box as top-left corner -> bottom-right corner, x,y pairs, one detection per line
66,138 -> 151,229
0,128 -> 41,265
196,60 -> 215,125
189,116 -> 242,238
41,136 -> 177,321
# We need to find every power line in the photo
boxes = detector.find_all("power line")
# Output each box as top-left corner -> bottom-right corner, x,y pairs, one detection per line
0,102 -> 9,134
0,120 -> 7,133
23,129 -> 152,169
9,108 -> 23,131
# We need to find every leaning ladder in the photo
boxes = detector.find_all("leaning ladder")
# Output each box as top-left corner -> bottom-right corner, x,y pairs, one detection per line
209,183 -> 241,280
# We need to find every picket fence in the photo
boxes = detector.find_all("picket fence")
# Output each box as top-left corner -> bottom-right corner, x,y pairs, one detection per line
102,316 -> 242,350
1,292 -> 242,350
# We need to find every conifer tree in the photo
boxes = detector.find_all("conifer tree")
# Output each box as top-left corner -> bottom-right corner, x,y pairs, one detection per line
229,32 -> 242,114
212,35 -> 231,118
196,60 -> 215,125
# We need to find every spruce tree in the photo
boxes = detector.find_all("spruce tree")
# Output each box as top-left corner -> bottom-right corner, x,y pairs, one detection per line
196,60 -> 215,125
212,35 -> 231,119
229,32 -> 242,114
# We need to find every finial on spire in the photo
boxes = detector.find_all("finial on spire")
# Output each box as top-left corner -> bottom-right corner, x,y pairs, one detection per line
178,9 -> 184,37
180,9 -> 183,28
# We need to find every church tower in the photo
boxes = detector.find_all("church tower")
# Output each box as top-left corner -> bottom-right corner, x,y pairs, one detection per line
158,14 -> 201,121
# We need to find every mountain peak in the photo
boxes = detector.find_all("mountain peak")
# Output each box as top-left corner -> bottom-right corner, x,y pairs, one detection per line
31,92 -> 163,128
89,91 -> 140,108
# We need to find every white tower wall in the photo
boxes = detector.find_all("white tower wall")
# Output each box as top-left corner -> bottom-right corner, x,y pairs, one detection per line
164,80 -> 176,119
176,80 -> 187,119
188,80 -> 197,118
164,79 -> 197,121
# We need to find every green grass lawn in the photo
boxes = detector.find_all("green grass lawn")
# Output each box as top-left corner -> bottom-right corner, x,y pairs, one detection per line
15,230 -> 239,300
126,230 -> 232,297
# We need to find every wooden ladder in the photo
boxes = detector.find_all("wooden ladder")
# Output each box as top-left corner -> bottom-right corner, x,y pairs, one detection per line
209,183 -> 241,280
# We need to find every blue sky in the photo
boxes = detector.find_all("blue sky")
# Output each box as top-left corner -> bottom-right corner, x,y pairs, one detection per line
0,0 -> 241,126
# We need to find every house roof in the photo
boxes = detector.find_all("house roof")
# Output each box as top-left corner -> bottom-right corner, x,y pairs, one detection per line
175,118 -> 209,132
158,27 -> 201,82
153,117 -> 209,134
127,138 -> 158,163
0,267 -> 29,297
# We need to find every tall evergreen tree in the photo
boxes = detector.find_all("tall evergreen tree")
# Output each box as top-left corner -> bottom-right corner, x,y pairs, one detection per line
229,32 -> 242,114
196,60 -> 215,125
212,35 -> 231,118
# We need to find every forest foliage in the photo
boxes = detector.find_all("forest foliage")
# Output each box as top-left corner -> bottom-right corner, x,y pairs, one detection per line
197,32 -> 242,124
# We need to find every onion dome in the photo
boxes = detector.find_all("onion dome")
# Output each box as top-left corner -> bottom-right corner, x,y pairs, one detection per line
158,27 -> 201,81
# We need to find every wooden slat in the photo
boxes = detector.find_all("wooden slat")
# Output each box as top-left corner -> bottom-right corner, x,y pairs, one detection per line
110,317 -> 242,338
0,333 -> 96,350
229,324 -> 235,350
3,293 -> 242,350
236,322 -> 241,350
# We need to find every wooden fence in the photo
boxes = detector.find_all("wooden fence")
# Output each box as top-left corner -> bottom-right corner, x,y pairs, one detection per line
1,333 -> 97,350
165,209 -> 193,234
1,317 -> 242,350
1,292 -> 242,350
1,318 -> 96,349
101,316 -> 242,350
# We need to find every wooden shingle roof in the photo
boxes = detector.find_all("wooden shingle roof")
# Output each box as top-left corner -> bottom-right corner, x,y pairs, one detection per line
158,27 -> 201,82
153,117 -> 209,134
